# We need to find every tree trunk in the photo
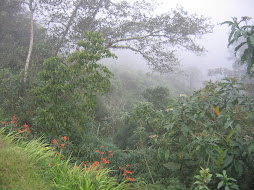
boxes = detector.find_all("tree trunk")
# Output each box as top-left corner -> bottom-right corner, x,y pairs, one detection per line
23,0 -> 34,90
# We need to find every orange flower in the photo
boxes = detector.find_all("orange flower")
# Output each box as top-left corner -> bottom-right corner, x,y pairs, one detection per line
126,164 -> 130,167
100,152 -> 104,155
101,145 -> 104,148
101,157 -> 109,164
96,150 -> 100,152
24,124 -> 28,128
108,151 -> 112,153
18,130 -> 22,132
131,178 -> 135,181
61,143 -> 65,147
75,166 -> 79,168
125,170 -> 132,174
49,163 -> 52,167
62,136 -> 67,140
13,116 -> 16,120
11,120 -> 15,124
52,139 -> 57,144
126,177 -> 131,180
1,121 -> 5,124
27,131 -> 30,134
109,153 -> 112,156
123,173 -> 127,176
119,166 -> 123,170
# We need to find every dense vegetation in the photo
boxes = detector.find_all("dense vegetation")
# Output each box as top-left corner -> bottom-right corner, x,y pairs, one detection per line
1,0 -> 254,189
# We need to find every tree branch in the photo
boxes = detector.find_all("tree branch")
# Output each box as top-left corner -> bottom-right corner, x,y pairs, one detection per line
54,0 -> 83,56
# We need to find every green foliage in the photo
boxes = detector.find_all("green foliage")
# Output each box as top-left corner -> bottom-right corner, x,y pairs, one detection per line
194,167 -> 213,190
118,102 -> 162,149
216,170 -> 239,190
142,86 -> 170,110
134,78 -> 254,188
31,31 -> 114,138
0,131 -> 52,190
222,17 -> 254,75
0,128 -> 128,190
0,69 -> 23,117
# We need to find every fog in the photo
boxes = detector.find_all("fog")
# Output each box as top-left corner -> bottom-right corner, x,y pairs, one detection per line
110,0 -> 254,87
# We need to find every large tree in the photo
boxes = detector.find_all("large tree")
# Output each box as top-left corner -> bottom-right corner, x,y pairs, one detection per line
34,0 -> 212,72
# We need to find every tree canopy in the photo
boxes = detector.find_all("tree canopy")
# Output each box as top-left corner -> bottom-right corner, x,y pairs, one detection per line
32,0 -> 212,72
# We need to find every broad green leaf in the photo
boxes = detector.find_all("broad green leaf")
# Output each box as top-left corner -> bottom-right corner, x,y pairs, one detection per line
163,162 -> 181,171
226,128 -> 236,144
181,124 -> 189,137
234,42 -> 247,55
224,120 -> 233,129
220,21 -> 234,25
247,143 -> 254,154
216,150 -> 228,167
250,35 -> 254,47
217,181 -> 224,189
165,150 -> 170,161
233,30 -> 241,41
157,148 -> 163,160
234,160 -> 244,177
222,155 -> 234,168
235,124 -> 241,133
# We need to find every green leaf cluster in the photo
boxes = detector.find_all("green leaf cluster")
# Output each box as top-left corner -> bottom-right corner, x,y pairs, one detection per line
222,17 -> 254,75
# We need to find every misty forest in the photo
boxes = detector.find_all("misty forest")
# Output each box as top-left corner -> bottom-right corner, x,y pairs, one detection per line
1,0 -> 254,189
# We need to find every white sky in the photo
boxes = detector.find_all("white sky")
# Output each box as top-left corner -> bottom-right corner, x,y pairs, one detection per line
157,0 -> 254,73
112,0 -> 254,84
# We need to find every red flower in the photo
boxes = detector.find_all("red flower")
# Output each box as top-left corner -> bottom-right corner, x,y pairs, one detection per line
125,170 -> 132,174
11,120 -> 15,124
75,166 -> 79,168
96,150 -> 100,152
126,164 -> 130,167
13,116 -> 16,120
61,143 -> 65,147
109,153 -> 113,156
27,131 -> 30,134
101,145 -> 104,148
53,139 -> 58,144
131,178 -> 135,181
1,121 -> 5,125
126,177 -> 131,180
74,158 -> 77,160
123,173 -> 127,176
24,124 -> 29,128
62,136 -> 67,140
49,163 -> 52,167
100,152 -> 104,155
91,161 -> 100,167
108,151 -> 112,153
101,157 -> 109,164
18,130 -> 22,132
119,166 -> 123,170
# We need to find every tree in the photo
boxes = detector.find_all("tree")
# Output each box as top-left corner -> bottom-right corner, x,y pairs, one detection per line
35,0 -> 212,72
222,17 -> 254,75
142,86 -> 170,110
23,0 -> 35,89
32,31 -> 115,137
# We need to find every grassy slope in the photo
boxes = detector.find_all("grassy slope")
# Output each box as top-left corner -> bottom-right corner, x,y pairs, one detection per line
0,137 -> 51,190
0,130 -> 128,190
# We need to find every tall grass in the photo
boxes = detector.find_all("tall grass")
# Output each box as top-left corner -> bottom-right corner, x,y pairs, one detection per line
0,128 -> 127,190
